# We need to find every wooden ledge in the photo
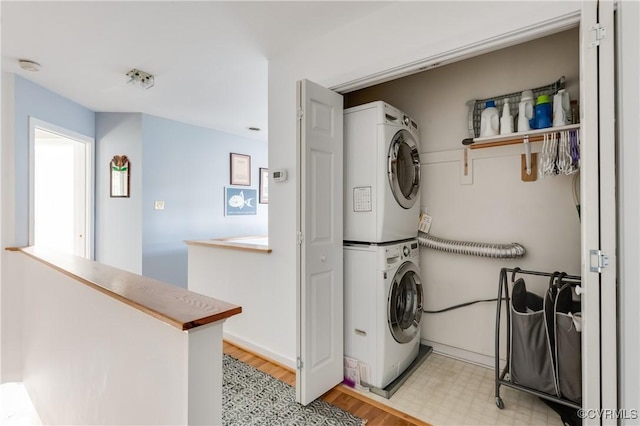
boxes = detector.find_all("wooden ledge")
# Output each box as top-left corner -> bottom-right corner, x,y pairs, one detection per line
185,236 -> 272,254
13,246 -> 242,331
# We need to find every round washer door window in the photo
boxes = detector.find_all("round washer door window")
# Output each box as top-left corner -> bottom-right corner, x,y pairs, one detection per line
387,129 -> 420,209
388,261 -> 423,343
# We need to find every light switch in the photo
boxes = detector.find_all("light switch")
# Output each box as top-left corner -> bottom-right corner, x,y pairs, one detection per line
154,200 -> 165,210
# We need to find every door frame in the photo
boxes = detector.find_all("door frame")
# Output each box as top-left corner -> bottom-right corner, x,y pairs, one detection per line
28,117 -> 95,258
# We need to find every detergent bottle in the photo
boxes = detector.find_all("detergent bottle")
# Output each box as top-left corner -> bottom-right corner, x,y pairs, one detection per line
480,100 -> 499,137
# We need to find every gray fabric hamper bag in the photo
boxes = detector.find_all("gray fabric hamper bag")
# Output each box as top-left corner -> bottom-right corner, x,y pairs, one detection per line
509,278 -> 559,396
555,283 -> 582,403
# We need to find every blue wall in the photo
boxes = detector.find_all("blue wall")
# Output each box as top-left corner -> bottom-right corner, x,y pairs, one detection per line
11,76 -> 266,287
13,76 -> 95,246
141,115 -> 268,287
95,113 -> 143,274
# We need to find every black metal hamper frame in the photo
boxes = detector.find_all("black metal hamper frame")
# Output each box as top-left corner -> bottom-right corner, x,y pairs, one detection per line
495,267 -> 582,411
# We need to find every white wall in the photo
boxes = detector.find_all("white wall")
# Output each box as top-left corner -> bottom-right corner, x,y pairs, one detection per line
15,250 -> 223,425
267,1 -> 581,364
344,29 -> 581,362
187,245 -> 294,367
617,0 -> 640,418
95,113 -> 143,274
1,74 -> 19,382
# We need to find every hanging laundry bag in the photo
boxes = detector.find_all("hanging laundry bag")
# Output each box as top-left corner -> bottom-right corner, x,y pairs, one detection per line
509,278 -> 559,396
554,283 -> 582,404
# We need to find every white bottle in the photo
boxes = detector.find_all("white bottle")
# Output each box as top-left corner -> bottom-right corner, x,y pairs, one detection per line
517,90 -> 535,132
480,100 -> 499,137
500,99 -> 513,135
553,89 -> 571,127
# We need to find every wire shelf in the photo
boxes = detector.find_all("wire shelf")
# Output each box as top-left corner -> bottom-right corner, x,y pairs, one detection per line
467,76 -> 566,138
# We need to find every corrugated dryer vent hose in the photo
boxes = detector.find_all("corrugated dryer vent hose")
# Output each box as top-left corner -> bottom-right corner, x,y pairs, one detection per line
418,232 -> 525,259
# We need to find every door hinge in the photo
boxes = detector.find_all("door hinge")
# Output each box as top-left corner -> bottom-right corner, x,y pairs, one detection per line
297,232 -> 304,244
589,23 -> 607,47
590,249 -> 609,273
297,107 -> 304,120
297,357 -> 304,370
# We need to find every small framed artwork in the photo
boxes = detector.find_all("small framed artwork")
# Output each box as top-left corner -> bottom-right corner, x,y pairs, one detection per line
259,168 -> 269,204
230,153 -> 251,186
110,155 -> 130,198
225,187 -> 257,216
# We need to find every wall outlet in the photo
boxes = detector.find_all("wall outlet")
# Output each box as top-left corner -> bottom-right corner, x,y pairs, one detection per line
154,200 -> 165,210
418,212 -> 432,233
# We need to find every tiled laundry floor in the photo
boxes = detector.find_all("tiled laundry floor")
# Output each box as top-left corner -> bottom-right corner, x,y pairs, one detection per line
353,353 -> 563,425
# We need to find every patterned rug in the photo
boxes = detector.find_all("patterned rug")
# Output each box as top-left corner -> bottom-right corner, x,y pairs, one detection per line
223,355 -> 365,425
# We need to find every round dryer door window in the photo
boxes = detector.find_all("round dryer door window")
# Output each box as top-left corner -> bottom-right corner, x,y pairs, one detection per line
388,261 -> 423,344
388,129 -> 420,209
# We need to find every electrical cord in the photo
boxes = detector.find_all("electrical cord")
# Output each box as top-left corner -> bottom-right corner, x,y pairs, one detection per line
422,297 -> 505,314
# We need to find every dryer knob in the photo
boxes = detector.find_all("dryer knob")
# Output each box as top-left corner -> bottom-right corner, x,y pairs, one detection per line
403,115 -> 410,126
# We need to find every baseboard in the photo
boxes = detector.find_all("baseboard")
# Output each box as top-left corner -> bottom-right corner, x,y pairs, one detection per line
421,339 -> 507,370
223,331 -> 296,370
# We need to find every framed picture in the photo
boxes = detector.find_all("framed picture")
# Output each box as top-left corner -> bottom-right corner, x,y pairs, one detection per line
259,168 -> 269,204
225,187 -> 257,216
230,153 -> 251,186
110,155 -> 130,198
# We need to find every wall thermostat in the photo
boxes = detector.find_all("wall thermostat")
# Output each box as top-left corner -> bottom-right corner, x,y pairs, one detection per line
272,169 -> 288,182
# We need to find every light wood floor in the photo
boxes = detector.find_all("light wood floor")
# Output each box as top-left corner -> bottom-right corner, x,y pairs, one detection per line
223,341 -> 431,426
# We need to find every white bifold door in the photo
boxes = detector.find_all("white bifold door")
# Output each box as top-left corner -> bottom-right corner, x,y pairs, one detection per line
580,1 -> 617,424
296,79 -> 344,405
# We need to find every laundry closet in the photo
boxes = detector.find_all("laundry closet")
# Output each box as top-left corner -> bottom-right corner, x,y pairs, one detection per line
344,28 -> 581,372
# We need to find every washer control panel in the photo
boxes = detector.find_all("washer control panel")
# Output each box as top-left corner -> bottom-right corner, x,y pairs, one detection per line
383,240 -> 419,268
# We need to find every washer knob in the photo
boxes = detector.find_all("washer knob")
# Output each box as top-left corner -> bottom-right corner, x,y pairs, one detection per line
403,115 -> 410,126
403,246 -> 410,257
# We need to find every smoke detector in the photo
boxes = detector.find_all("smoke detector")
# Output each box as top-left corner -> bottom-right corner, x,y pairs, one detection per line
18,59 -> 40,72
126,68 -> 155,89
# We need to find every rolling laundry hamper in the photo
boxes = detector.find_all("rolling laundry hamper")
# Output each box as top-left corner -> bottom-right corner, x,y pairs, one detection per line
494,267 -> 582,411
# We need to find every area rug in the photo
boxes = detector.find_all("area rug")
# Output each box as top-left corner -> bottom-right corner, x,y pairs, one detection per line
223,354 -> 365,425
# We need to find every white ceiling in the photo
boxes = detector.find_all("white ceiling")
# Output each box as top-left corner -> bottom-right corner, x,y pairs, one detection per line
1,1 -> 390,142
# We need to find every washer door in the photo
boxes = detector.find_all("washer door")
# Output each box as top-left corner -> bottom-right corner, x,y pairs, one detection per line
387,129 -> 420,209
388,261 -> 423,344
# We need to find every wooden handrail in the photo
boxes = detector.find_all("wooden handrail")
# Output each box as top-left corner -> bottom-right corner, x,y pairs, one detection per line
11,246 -> 241,330
185,236 -> 272,253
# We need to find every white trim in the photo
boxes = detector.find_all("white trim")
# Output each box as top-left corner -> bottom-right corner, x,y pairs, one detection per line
331,11 -> 580,93
421,338 -> 498,371
223,331 -> 296,370
579,2 -> 602,420
596,0 -> 618,417
28,117 -> 95,259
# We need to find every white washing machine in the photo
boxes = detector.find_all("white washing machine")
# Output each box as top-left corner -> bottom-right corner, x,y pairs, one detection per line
344,101 -> 421,244
344,239 -> 423,389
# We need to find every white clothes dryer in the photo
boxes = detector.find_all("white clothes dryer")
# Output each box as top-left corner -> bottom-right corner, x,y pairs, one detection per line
343,239 -> 423,389
344,101 -> 421,244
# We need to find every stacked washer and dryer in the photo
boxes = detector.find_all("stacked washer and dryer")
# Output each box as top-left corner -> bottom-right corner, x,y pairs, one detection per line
343,101 -> 425,391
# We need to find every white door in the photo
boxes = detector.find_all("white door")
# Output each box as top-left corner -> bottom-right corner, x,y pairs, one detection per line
580,1 -> 617,422
29,118 -> 94,258
296,79 -> 344,405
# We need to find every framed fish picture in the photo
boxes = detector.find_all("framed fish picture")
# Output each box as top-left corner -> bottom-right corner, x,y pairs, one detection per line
225,187 -> 257,216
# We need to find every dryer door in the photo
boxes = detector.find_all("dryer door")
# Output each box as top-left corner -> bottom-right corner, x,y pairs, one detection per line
388,261 -> 423,343
387,129 -> 420,209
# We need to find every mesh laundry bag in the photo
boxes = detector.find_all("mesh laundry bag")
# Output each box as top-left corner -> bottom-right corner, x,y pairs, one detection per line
554,283 -> 582,404
509,278 -> 559,396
